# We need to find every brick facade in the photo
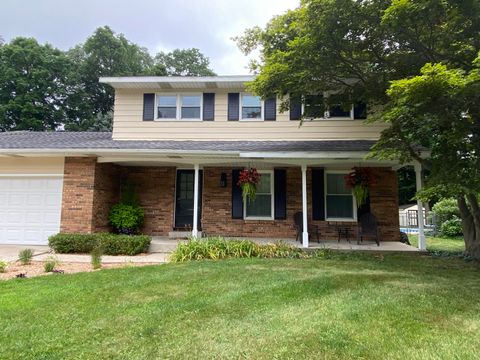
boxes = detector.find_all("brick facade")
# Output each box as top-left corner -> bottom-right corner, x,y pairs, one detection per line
61,157 -> 119,233
201,167 -> 400,241
60,158 -> 400,242
120,166 -> 176,236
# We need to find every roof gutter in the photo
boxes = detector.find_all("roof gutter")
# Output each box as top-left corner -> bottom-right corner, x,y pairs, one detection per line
0,148 -> 380,158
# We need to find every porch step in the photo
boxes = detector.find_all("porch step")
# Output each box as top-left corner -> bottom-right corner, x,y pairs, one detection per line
149,240 -> 179,253
168,231 -> 201,239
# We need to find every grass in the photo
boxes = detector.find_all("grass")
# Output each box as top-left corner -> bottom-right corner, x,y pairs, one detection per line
409,234 -> 465,254
0,253 -> 479,359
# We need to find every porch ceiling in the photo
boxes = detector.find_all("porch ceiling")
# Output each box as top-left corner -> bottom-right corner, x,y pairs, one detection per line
96,154 -> 400,168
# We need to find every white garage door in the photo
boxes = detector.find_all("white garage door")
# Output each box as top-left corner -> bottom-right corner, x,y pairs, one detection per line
0,176 -> 63,245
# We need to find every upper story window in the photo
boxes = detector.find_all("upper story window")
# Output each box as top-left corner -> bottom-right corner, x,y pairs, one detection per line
181,95 -> 201,119
241,94 -> 262,120
325,172 -> 355,220
157,95 -> 177,119
302,93 -> 354,120
304,95 -> 325,118
156,94 -> 202,120
245,171 -> 273,219
327,94 -> 352,118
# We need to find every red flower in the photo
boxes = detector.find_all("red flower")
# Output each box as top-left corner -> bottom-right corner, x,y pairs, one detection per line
344,167 -> 376,188
237,168 -> 261,186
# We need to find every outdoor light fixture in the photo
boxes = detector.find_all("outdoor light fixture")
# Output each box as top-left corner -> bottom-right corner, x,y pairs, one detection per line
220,172 -> 227,188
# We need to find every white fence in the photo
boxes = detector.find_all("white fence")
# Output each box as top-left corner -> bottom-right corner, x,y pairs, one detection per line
399,209 -> 437,235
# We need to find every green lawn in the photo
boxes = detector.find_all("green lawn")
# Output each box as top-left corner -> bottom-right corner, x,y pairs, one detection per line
1,254 -> 479,359
409,234 -> 465,253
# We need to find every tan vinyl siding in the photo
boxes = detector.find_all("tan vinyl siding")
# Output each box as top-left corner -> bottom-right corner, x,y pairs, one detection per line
112,89 -> 387,141
0,157 -> 65,174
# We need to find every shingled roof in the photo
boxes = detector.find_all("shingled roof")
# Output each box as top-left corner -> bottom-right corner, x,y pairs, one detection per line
0,131 -> 376,153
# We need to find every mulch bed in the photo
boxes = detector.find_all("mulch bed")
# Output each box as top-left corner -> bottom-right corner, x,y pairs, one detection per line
0,261 -> 158,281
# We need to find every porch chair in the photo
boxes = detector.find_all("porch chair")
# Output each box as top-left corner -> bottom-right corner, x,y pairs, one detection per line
293,211 -> 320,243
357,213 -> 380,246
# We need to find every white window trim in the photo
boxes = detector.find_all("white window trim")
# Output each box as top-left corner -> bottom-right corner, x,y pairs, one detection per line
301,93 -> 354,120
155,93 -> 203,121
239,93 -> 264,121
324,170 -> 357,222
244,170 -> 274,220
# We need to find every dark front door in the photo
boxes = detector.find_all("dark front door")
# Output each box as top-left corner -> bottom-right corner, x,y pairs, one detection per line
174,170 -> 202,229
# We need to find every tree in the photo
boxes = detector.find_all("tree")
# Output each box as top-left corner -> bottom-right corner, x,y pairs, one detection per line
374,61 -> 480,258
154,48 -> 215,76
237,0 -> 480,108
397,166 -> 416,205
0,38 -> 73,131
64,26 -> 156,130
236,0 -> 480,258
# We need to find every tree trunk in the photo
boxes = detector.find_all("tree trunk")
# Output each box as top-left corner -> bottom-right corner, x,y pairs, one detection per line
458,195 -> 480,260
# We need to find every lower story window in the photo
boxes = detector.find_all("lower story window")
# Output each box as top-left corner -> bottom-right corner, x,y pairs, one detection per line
245,172 -> 273,219
326,173 -> 354,219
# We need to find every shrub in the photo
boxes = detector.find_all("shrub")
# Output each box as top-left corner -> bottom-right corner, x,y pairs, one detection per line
91,247 -> 103,270
0,261 -> 7,273
432,198 -> 460,226
170,237 -> 306,262
18,249 -> 34,265
49,234 -> 98,253
43,256 -> 59,273
108,204 -> 145,234
48,233 -> 151,255
109,183 -> 144,234
440,217 -> 463,237
100,234 -> 151,255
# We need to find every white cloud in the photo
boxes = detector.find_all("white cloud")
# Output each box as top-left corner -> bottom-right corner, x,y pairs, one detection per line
0,0 -> 299,74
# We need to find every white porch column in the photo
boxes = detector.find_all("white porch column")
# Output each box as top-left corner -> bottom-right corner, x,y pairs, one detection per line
192,164 -> 200,238
414,162 -> 426,251
301,164 -> 309,248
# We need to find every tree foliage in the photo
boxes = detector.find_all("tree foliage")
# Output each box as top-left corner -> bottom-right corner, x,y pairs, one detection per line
155,48 -> 216,76
397,166 -> 416,205
0,27 -> 215,131
237,0 -> 480,108
0,38 -> 74,131
375,60 -> 480,257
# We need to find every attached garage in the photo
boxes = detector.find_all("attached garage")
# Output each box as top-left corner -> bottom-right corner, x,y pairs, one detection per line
0,158 -> 65,245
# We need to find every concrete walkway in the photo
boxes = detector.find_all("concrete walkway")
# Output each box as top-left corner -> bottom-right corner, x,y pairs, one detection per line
0,237 -> 419,264
0,245 -> 168,264
150,236 -> 420,252
308,240 -> 420,252
0,245 -> 50,262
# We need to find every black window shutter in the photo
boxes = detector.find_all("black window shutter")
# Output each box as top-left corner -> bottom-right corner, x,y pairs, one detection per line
264,97 -> 276,121
311,168 -> 325,220
274,169 -> 287,220
228,93 -> 240,121
290,94 -> 302,120
143,93 -> 155,121
231,169 -> 243,219
203,93 -> 215,121
354,101 -> 367,119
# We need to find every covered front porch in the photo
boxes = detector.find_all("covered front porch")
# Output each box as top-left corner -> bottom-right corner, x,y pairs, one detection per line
60,144 -> 427,250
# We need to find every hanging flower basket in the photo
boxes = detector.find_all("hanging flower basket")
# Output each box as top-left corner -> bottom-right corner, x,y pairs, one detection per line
237,168 -> 261,203
344,167 -> 376,207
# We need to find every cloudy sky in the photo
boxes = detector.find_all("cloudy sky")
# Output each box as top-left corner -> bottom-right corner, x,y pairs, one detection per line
1,0 -> 299,74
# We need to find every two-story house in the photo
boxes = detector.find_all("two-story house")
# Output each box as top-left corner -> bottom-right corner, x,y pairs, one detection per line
0,75 -> 420,247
